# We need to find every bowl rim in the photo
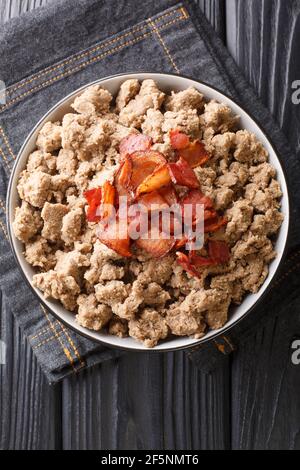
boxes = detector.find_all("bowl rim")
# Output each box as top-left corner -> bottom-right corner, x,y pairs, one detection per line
6,71 -> 291,353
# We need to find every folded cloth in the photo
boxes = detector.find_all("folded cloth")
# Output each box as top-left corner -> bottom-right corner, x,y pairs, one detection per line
0,0 -> 299,383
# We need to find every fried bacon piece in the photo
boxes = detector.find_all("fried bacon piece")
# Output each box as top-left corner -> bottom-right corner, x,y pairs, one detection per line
129,151 -> 166,191
97,218 -> 132,258
100,181 -> 116,220
169,129 -> 190,150
168,158 -> 200,189
169,129 -> 209,168
176,252 -> 202,278
158,185 -> 178,206
136,164 -> 171,196
180,189 -> 213,222
176,239 -> 230,278
119,133 -> 152,156
136,227 -> 175,258
204,216 -> 227,233
84,187 -> 102,222
178,140 -> 209,168
208,240 -> 230,263
137,191 -> 169,212
115,156 -> 133,202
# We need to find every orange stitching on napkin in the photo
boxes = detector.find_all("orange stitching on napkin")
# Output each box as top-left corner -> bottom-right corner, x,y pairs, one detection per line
180,6 -> 189,19
0,218 -> 8,240
0,146 -> 11,170
148,18 -> 180,73
0,197 -> 6,213
1,7 -> 181,99
0,12 -> 187,112
0,126 -> 15,160
30,325 -> 52,341
32,334 -> 59,350
0,32 -> 152,112
41,305 -> 76,371
213,339 -> 226,354
58,322 -> 85,368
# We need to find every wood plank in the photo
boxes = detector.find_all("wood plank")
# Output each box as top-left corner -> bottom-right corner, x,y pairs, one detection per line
194,0 -> 226,40
62,352 -> 230,450
0,0 -> 53,23
0,288 -> 61,449
226,0 -> 300,450
226,0 -> 300,157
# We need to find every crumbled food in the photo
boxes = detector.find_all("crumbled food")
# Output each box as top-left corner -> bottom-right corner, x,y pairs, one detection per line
234,130 -> 268,163
119,79 -> 165,128
72,85 -> 113,115
108,315 -> 129,338
244,180 -> 281,212
41,202 -> 69,242
13,201 -> 43,243
225,200 -> 253,242
32,270 -> 80,311
165,87 -> 204,112
128,308 -> 169,347
56,149 -> 78,176
14,79 -> 284,347
61,208 -> 84,246
162,109 -> 201,138
141,109 -> 164,143
55,247 -> 90,283
76,294 -> 112,330
17,170 -> 52,208
200,100 -> 239,134
36,122 -> 62,152
24,236 -> 56,270
116,79 -> 140,111
27,150 -> 57,174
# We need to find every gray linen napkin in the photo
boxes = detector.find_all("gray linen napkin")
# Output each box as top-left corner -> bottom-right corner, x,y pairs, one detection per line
0,0 -> 299,383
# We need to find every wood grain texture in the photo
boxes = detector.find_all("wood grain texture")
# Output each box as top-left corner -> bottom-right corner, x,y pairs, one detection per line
226,0 -> 300,450
0,289 -> 61,450
0,0 -> 53,22
62,353 -> 230,450
226,0 -> 300,158
194,0 -> 226,40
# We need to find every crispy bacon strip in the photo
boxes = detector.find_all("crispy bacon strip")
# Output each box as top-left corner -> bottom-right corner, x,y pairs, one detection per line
119,133 -> 152,156
180,189 -> 213,222
204,216 -> 227,233
189,253 -> 217,267
100,181 -> 116,220
176,252 -> 201,278
84,187 -> 102,222
168,158 -> 200,189
169,129 -> 190,150
129,151 -> 166,191
117,156 -> 132,188
115,156 -> 133,203
208,240 -> 230,264
136,228 -> 175,258
158,185 -> 178,206
136,164 -> 171,196
98,218 -> 132,258
137,191 -> 169,212
178,140 -> 209,168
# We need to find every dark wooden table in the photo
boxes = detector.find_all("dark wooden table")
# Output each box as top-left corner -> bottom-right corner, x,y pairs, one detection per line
1,0 -> 300,450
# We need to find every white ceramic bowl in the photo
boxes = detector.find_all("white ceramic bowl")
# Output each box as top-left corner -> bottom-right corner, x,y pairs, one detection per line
7,72 -> 290,352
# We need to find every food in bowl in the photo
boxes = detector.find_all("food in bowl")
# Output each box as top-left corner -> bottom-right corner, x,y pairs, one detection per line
12,79 -> 284,347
